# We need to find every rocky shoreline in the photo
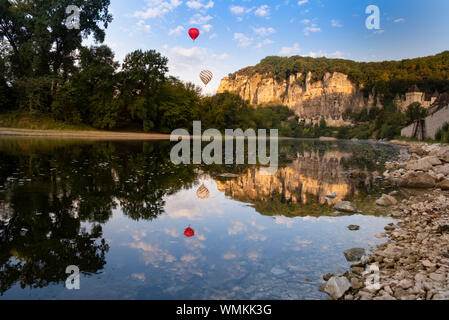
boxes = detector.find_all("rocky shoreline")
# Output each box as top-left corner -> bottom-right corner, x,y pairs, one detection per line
320,140 -> 449,300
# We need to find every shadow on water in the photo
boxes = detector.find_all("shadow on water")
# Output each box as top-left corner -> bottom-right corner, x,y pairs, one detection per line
0,137 -> 401,299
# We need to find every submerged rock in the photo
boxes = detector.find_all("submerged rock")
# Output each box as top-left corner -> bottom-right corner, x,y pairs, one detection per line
347,225 -> 360,231
376,194 -> 398,206
334,201 -> 357,213
344,248 -> 366,262
323,273 -> 334,281
326,192 -> 337,199
324,276 -> 351,299
270,267 -> 286,276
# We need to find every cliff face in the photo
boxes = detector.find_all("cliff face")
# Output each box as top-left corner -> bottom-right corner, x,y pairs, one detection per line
217,71 -> 382,126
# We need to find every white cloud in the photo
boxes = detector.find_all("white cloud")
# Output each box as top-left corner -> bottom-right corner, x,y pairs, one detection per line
233,33 -> 252,49
301,19 -> 311,24
186,0 -> 214,10
331,19 -> 342,27
298,0 -> 309,6
168,25 -> 185,36
228,220 -> 247,235
171,46 -> 208,61
394,18 -> 405,23
212,53 -> 229,60
230,5 -> 245,15
223,252 -> 237,260
136,20 -> 151,33
189,13 -> 213,25
202,24 -> 212,33
255,39 -> 274,49
252,26 -> 275,37
274,216 -> 295,228
373,30 -> 384,35
306,50 -> 345,58
209,33 -> 217,39
255,5 -> 270,17
131,273 -> 146,281
279,43 -> 301,56
247,233 -> 267,241
230,5 -> 255,21
134,0 -> 182,19
304,23 -> 320,36
164,227 -> 179,238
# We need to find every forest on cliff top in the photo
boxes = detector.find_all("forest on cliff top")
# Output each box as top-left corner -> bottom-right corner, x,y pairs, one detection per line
230,52 -> 449,100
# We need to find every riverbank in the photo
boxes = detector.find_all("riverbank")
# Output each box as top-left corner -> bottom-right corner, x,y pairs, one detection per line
0,127 -> 171,140
321,140 -> 449,300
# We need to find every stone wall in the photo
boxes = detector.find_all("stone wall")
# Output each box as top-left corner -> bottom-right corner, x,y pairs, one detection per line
401,105 -> 449,139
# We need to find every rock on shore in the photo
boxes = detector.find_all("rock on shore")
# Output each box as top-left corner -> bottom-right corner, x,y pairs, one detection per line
322,141 -> 449,300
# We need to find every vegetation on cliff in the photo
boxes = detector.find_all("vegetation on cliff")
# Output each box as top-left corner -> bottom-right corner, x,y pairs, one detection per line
229,53 -> 449,99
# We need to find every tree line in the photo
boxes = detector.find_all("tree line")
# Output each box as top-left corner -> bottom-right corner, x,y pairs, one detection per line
0,0 -> 295,133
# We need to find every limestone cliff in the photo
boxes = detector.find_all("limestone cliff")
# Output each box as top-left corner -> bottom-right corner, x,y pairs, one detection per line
217,71 -> 382,126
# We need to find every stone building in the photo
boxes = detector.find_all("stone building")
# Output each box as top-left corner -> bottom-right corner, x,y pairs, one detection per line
401,93 -> 449,140
394,85 -> 439,112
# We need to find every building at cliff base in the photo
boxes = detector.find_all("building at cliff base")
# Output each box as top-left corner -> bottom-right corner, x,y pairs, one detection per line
394,85 -> 440,112
401,92 -> 449,140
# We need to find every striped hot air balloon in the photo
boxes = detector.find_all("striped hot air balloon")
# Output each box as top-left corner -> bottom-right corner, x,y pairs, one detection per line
196,183 -> 210,199
200,70 -> 213,86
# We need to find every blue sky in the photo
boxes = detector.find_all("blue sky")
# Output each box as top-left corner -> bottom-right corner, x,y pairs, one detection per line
95,0 -> 449,94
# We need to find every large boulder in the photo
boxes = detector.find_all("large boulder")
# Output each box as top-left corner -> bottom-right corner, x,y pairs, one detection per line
334,201 -> 357,213
437,179 -> 449,190
376,194 -> 398,207
408,144 -> 427,156
405,156 -> 442,171
434,147 -> 449,163
324,276 -> 352,299
433,164 -> 449,175
398,172 -> 436,188
344,248 -> 366,261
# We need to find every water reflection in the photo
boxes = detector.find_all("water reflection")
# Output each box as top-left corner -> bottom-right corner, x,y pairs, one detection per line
0,137 -> 400,299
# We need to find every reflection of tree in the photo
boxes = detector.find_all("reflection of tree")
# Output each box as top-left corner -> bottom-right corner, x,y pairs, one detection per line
0,187 -> 109,295
0,139 -> 199,294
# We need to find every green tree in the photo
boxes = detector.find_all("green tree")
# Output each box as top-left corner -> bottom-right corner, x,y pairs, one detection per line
405,102 -> 428,125
157,77 -> 202,133
0,0 -> 112,110
117,50 -> 169,131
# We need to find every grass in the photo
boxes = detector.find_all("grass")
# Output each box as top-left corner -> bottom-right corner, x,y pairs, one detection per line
0,111 -> 95,131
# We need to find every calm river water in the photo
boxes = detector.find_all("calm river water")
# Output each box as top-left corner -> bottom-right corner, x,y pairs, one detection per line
0,137 -> 402,299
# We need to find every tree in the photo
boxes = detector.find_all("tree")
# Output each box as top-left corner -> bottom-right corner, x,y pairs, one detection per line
51,45 -> 119,127
0,0 -> 112,110
157,77 -> 202,133
117,50 -> 169,131
405,102 -> 428,125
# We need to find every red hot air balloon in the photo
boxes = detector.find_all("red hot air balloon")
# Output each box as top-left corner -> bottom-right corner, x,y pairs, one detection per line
188,28 -> 200,41
184,226 -> 195,238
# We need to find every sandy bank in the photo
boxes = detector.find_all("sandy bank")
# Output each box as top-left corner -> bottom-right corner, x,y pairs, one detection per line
0,127 -> 171,140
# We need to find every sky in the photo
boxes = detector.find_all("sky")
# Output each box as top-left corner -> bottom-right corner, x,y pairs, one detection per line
93,0 -> 449,94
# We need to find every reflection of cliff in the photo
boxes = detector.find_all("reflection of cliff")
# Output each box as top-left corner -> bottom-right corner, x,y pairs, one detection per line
216,150 -> 364,207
